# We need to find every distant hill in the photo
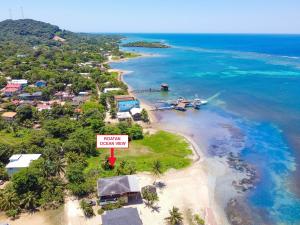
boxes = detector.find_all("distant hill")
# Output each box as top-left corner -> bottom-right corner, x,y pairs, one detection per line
0,19 -> 73,45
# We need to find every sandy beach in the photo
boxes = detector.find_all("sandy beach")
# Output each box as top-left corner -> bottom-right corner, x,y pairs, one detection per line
112,64 -> 240,225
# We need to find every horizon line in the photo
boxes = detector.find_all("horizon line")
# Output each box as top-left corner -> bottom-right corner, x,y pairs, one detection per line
82,32 -> 300,35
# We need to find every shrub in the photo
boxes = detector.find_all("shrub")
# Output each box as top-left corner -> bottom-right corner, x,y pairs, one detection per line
141,187 -> 158,206
80,200 -> 95,217
194,214 -> 205,225
5,208 -> 20,219
97,208 -> 104,215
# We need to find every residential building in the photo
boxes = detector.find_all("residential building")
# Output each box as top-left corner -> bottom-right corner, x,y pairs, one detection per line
1,83 -> 22,97
35,80 -> 47,87
1,112 -> 17,121
130,108 -> 142,121
5,154 -> 41,176
118,100 -> 140,112
18,91 -> 42,100
103,88 -> 121,94
102,208 -> 143,225
97,175 -> 140,205
114,95 -> 135,102
10,79 -> 28,87
117,112 -> 131,121
36,104 -> 52,111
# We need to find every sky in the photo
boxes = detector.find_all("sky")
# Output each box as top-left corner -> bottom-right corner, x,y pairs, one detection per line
0,0 -> 300,34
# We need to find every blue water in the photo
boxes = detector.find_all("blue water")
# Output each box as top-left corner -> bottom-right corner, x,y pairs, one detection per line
112,34 -> 300,225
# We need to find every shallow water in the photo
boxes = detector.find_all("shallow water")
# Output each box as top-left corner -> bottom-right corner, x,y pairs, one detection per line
112,34 -> 300,225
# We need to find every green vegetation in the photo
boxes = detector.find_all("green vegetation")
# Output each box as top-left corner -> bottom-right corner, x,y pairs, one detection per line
86,130 -> 192,178
80,200 -> 95,217
142,186 -> 159,207
194,214 -> 205,225
123,41 -> 170,48
111,51 -> 141,60
141,108 -> 150,122
165,207 -> 184,225
0,18 -> 192,220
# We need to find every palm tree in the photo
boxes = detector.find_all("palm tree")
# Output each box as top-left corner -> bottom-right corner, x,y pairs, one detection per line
0,190 -> 20,211
53,157 -> 65,176
21,192 -> 37,211
165,207 -> 183,225
152,160 -> 163,182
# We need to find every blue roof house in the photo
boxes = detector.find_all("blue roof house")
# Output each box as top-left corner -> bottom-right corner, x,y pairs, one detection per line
118,100 -> 140,112
35,80 -> 47,87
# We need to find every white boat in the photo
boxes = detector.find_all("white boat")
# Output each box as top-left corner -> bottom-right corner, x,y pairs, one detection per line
194,98 -> 208,105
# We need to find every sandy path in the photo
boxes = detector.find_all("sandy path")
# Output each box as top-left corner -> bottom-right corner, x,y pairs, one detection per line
64,197 -> 102,225
135,157 -> 232,225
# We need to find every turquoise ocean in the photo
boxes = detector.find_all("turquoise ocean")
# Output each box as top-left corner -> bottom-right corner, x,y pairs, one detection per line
111,34 -> 300,225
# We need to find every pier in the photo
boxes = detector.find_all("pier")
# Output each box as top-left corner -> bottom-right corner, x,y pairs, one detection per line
152,97 -> 208,111
130,83 -> 169,94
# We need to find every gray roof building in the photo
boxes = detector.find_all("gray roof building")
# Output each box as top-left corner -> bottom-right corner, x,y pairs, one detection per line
102,207 -> 143,225
97,175 -> 140,197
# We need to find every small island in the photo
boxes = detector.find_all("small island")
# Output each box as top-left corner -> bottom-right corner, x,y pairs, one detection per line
122,41 -> 170,48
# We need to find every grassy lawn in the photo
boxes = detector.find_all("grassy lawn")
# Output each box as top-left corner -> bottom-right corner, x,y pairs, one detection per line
85,130 -> 193,177
0,129 -> 32,146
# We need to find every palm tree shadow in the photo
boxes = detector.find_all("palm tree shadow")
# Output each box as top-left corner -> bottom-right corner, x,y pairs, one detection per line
144,202 -> 161,213
150,205 -> 161,213
154,181 -> 166,190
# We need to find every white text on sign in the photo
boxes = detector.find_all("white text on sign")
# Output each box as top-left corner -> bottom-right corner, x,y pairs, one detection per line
96,135 -> 129,149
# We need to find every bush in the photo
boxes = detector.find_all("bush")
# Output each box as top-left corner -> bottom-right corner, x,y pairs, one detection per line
141,109 -> 149,122
128,124 -> 143,140
194,214 -> 205,225
97,208 -> 104,215
5,208 -> 20,219
116,160 -> 136,175
80,200 -> 95,217
141,187 -> 158,206
0,167 -> 9,181
101,199 -> 124,211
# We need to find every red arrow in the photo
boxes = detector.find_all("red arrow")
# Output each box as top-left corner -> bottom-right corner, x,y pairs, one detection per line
108,148 -> 116,167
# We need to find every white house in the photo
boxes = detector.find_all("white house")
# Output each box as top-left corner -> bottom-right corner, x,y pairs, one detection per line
6,154 -> 41,176
10,79 -> 28,86
130,108 -> 143,121
117,112 -> 131,121
103,88 -> 121,94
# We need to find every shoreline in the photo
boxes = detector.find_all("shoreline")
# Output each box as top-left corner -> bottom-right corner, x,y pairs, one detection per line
111,60 -> 232,225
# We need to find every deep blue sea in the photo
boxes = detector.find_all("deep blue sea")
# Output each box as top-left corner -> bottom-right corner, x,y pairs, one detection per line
111,34 -> 300,225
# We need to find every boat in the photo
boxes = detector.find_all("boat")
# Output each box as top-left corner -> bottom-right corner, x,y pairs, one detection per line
175,102 -> 186,111
194,98 -> 208,105
193,98 -> 208,109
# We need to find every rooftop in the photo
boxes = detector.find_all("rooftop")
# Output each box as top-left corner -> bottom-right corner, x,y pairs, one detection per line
130,107 -> 142,115
3,87 -> 19,93
5,83 -> 21,88
97,175 -> 140,197
6,154 -> 41,168
114,95 -> 135,102
102,207 -> 143,225
1,112 -> 17,118
118,100 -> 140,112
103,88 -> 121,93
10,79 -> 28,84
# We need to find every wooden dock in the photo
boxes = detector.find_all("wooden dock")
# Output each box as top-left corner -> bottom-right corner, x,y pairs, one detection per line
130,88 -> 162,94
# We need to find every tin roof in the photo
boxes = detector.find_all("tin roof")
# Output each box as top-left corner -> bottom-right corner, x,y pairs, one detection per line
6,154 -> 41,168
1,112 -> 17,118
102,208 -> 143,225
97,175 -> 140,197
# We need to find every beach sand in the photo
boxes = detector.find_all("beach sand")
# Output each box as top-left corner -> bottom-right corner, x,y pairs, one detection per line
114,66 -> 238,225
